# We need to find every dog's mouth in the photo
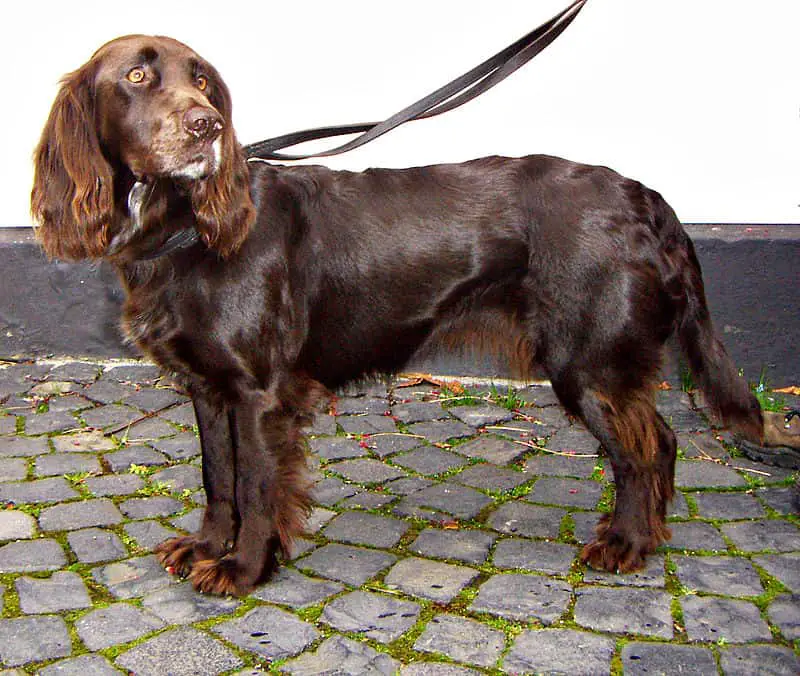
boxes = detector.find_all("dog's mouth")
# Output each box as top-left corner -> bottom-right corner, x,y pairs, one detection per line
174,137 -> 222,181
132,136 -> 222,183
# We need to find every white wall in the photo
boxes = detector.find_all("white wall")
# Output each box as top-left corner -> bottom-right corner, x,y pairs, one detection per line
5,0 -> 799,227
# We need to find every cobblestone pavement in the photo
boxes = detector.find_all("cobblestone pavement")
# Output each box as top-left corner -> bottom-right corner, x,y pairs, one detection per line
0,359 -> 798,675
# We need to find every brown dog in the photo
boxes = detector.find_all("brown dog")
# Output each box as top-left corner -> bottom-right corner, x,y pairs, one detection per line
31,35 -> 763,595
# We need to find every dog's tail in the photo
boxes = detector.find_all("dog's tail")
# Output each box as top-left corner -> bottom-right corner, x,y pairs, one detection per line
654,196 -> 764,444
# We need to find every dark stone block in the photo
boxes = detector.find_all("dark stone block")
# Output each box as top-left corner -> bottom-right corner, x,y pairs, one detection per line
337,414 -> 397,435
767,594 -> 800,640
297,543 -> 396,586
526,476 -> 603,509
524,453 -> 599,478
0,616 -> 71,666
406,420 -> 474,444
0,538 -> 66,572
142,582 -> 240,624
213,606 -> 320,661
398,481 -> 493,520
39,498 -> 123,531
366,432 -> 424,458
719,645 -> 799,676
681,596 -> 772,642
308,436 -> 367,461
721,520 -> 800,553
410,528 -> 496,565
16,571 -> 91,613
392,447 -> 469,476
252,568 -> 343,609
116,626 -> 243,675
452,464 -> 529,492
505,629 -> 615,675
574,587 -> 673,638
450,436 -> 527,465
414,614 -> 505,668
282,635 -> 398,675
67,528 -> 128,563
449,404 -> 514,428
620,643 -> 716,676
753,553 -> 800,592
321,590 -> 421,643
384,557 -> 479,603
470,573 -> 572,624
673,554 -> 764,596
322,510 -> 410,548
487,502 -> 565,539
662,521 -> 727,552
492,538 -> 577,575
327,457 -> 407,484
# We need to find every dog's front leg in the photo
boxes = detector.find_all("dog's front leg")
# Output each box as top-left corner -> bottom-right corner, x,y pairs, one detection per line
155,395 -> 238,577
189,391 -> 313,596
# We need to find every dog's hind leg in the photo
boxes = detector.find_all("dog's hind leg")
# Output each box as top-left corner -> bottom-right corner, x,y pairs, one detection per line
555,379 -> 676,572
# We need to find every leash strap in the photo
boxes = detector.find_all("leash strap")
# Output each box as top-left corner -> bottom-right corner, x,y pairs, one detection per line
245,0 -> 588,161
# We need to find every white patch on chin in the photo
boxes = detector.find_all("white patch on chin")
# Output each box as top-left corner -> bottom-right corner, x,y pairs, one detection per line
172,139 -> 222,180
175,159 -> 211,180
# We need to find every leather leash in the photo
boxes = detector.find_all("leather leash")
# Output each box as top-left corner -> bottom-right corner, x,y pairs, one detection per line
245,0 -> 588,161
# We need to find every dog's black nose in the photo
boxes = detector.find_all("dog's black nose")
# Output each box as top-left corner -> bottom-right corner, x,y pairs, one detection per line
183,106 -> 223,141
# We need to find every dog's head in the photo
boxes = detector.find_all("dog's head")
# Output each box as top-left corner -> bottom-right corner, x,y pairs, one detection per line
31,35 -> 255,260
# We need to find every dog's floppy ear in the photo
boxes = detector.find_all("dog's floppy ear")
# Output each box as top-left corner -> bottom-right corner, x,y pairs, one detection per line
31,62 -> 114,261
188,63 -> 256,258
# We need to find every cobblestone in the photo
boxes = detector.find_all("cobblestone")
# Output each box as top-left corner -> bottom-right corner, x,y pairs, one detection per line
0,358 -> 797,673
213,606 -> 320,661
321,589 -> 421,643
409,528 -> 496,564
38,497 -> 123,531
392,446 -> 469,475
719,645 -> 800,676
251,568 -> 344,608
574,587 -> 673,638
681,596 -> 772,642
492,538 -> 577,575
673,554 -> 764,596
75,602 -> 165,650
414,614 -> 505,667
0,510 -> 35,540
142,582 -> 241,624
297,543 -> 397,586
67,527 -> 128,563
620,642 -> 717,676
16,571 -> 91,614
384,557 -> 479,603
0,616 -> 71,666
754,553 -> 800,591
505,629 -> 615,675
322,510 -> 410,548
116,626 -> 243,676
0,538 -> 66,572
470,573 -> 572,624
282,635 -> 399,675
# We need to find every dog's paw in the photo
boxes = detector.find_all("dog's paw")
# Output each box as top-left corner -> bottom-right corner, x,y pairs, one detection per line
155,534 -> 225,578
154,535 -> 201,578
188,556 -> 256,596
189,547 -> 280,596
580,529 -> 658,574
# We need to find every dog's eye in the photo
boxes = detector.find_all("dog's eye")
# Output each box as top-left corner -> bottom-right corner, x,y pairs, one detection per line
196,74 -> 208,91
126,67 -> 146,84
